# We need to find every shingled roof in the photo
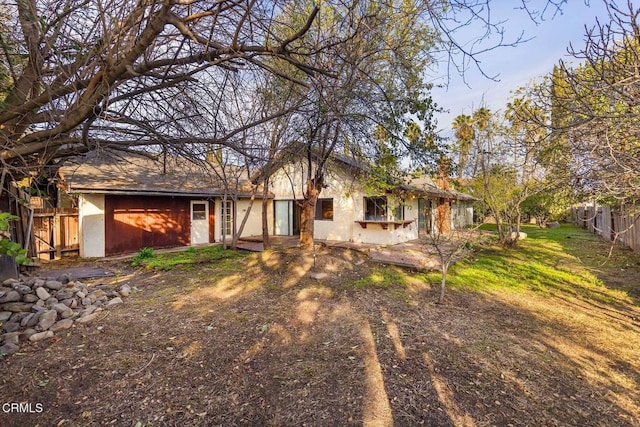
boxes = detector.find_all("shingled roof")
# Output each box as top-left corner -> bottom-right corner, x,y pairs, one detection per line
59,151 -> 264,198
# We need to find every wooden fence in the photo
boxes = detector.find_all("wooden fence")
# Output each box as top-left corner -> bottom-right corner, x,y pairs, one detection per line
572,203 -> 640,252
31,208 -> 79,260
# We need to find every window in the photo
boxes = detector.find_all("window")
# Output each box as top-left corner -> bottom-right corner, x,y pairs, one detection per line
364,197 -> 387,221
315,198 -> 333,220
393,200 -> 404,220
192,202 -> 207,220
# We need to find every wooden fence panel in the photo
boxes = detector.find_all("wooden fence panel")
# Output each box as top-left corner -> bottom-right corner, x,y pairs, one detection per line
572,205 -> 639,252
32,208 -> 79,260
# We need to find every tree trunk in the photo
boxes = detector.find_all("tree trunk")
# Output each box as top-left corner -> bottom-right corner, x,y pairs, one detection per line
300,178 -> 321,251
231,190 -> 256,249
438,264 -> 448,304
261,179 -> 271,250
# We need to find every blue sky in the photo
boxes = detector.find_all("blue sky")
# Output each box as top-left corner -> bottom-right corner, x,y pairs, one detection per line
431,0 -> 609,133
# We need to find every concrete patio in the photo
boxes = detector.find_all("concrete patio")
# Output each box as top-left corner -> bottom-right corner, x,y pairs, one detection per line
237,232 -> 482,271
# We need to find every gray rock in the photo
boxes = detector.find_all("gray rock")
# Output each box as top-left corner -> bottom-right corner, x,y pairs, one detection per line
60,298 -> 75,308
75,312 -> 99,324
0,342 -> 19,356
88,289 -> 106,303
58,273 -> 71,284
10,312 -> 29,322
38,310 -> 57,331
1,302 -> 32,312
3,322 -> 20,333
29,331 -> 54,342
33,279 -> 45,289
0,311 -> 11,322
2,278 -> 19,286
44,280 -> 62,290
106,297 -> 123,307
35,287 -> 51,300
81,305 -> 97,317
55,289 -> 75,300
35,299 -> 45,307
310,272 -> 329,280
118,285 -> 131,297
509,231 -> 528,241
3,332 -> 20,345
31,305 -> 46,313
0,291 -> 21,303
21,313 -> 41,328
76,291 -> 86,299
49,318 -> 73,332
20,328 -> 37,340
22,294 -> 38,303
81,297 -> 91,307
25,277 -> 36,287
51,303 -> 73,319
12,284 -> 32,295
44,297 -> 58,307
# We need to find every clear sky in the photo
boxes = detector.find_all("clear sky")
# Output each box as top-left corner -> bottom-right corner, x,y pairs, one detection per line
431,0 -> 610,134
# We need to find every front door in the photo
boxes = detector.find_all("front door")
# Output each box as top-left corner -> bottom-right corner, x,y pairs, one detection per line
190,200 -> 209,245
220,199 -> 234,240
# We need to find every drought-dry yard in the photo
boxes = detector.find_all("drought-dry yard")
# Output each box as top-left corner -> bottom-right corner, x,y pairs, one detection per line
0,224 -> 638,426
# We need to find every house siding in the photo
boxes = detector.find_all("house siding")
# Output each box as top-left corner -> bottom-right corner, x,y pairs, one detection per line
79,194 -> 105,258
269,164 -> 422,244
214,198 -> 265,242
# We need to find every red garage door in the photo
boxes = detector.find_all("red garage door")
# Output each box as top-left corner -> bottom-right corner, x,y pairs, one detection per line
104,195 -> 191,256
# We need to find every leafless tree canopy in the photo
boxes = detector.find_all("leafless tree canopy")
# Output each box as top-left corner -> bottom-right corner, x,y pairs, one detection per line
0,0 -> 571,185
0,0 -> 326,173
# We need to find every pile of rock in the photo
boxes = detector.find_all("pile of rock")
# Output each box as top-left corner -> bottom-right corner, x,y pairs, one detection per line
0,276 -> 131,357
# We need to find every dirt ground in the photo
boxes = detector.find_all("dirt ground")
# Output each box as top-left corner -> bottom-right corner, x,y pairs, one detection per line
0,233 -> 639,426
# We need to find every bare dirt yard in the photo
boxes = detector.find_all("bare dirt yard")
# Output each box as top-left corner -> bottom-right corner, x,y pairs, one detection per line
0,225 -> 639,426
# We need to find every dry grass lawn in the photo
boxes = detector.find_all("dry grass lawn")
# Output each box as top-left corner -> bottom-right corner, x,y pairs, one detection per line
0,224 -> 638,426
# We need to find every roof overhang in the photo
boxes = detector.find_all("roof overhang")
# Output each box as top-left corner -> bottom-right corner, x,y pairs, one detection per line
69,188 -> 274,199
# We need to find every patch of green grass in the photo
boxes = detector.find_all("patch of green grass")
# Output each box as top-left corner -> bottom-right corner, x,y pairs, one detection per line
133,245 -> 245,271
439,223 -> 632,305
354,266 -> 407,289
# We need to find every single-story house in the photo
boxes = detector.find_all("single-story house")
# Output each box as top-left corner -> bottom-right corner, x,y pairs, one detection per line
58,151 -> 476,257
59,152 -> 268,257
268,155 -> 475,246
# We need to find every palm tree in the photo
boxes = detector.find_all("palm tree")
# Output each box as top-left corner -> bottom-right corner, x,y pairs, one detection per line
452,114 -> 474,179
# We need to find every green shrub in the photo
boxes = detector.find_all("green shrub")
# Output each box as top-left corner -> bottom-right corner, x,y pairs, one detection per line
131,247 -> 155,267
0,212 -> 28,265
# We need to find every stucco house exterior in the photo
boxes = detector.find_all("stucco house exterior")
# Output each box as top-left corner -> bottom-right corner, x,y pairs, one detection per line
59,152 -> 268,257
59,151 -> 475,257
268,155 -> 475,246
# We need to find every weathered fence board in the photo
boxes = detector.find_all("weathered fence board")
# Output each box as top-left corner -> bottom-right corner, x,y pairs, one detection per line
572,203 -> 640,252
32,208 -> 79,260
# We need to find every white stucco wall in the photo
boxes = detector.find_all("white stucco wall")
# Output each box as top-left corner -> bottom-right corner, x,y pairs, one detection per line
270,164 -> 363,242
215,197 -> 268,242
79,194 -> 105,258
270,163 -> 421,245
236,198 -> 266,238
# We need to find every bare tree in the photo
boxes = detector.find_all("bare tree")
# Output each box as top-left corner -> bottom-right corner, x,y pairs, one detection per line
0,0 -> 323,179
